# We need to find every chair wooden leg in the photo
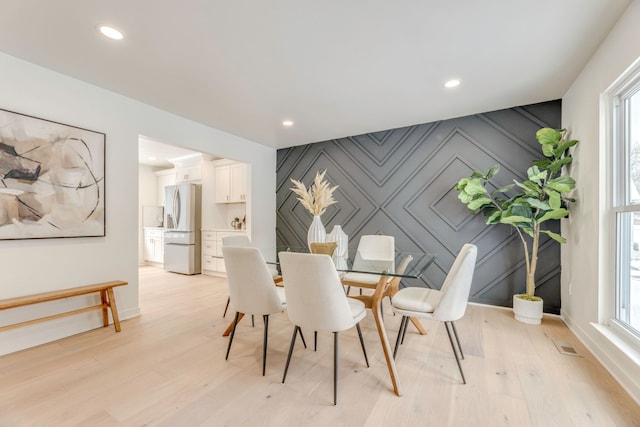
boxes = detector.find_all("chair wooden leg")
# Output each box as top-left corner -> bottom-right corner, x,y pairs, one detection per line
226,311 -> 240,360
393,316 -> 409,359
223,296 -> 230,318
355,323 -> 369,367
444,321 -> 466,384
262,315 -> 269,376
282,326 -> 300,383
451,321 -> 464,359
333,331 -> 339,406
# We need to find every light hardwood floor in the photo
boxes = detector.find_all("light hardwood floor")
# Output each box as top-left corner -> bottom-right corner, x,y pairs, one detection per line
1,266 -> 639,426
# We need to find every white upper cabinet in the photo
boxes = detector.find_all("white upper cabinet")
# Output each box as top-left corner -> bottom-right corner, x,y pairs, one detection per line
215,162 -> 246,203
175,164 -> 201,183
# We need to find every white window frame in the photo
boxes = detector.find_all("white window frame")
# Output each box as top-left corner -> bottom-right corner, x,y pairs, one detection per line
607,57 -> 640,347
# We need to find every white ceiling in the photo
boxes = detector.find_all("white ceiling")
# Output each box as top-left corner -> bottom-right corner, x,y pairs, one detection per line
0,1 -> 631,149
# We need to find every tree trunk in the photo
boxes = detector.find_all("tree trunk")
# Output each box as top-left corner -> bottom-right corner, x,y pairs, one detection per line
526,225 -> 540,297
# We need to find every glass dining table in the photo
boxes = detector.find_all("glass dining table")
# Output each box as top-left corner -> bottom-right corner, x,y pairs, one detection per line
220,247 -> 437,397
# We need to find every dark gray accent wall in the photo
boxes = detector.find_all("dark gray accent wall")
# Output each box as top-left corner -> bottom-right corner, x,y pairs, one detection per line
276,100 -> 562,314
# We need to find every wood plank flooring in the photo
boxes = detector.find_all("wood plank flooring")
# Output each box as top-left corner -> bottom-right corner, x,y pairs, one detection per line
1,265 -> 639,426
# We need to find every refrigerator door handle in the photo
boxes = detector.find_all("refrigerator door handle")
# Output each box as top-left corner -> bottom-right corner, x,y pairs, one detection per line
173,187 -> 181,229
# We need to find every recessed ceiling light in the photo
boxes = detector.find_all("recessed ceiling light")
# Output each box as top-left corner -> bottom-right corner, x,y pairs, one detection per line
282,120 -> 294,127
444,79 -> 461,88
99,25 -> 124,40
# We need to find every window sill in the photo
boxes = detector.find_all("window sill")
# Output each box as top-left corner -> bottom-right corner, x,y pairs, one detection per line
591,321 -> 640,366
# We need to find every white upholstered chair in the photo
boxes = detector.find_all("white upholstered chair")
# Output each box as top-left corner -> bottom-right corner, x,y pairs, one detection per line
341,235 -> 395,295
279,252 -> 369,405
221,235 -> 252,318
222,246 -> 287,376
391,243 -> 477,384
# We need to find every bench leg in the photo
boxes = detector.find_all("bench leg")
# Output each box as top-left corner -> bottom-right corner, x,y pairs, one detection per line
106,287 -> 122,332
100,290 -> 109,327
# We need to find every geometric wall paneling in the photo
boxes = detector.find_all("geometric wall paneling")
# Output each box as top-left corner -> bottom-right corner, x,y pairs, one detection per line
277,100 -> 562,313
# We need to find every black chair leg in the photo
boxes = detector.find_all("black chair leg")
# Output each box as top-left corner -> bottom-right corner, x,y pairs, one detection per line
355,323 -> 369,367
450,321 -> 464,359
444,321 -> 466,384
314,331 -> 318,351
262,315 -> 269,376
299,328 -> 307,349
282,326 -> 300,383
223,296 -> 230,318
251,315 -> 255,327
393,316 -> 409,359
333,331 -> 339,406
346,286 -> 351,295
226,311 -> 240,360
400,316 -> 409,345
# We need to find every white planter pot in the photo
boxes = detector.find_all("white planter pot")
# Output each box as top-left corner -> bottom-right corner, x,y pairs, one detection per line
513,295 -> 543,325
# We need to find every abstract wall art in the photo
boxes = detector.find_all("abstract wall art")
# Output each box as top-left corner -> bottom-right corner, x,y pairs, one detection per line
0,109 -> 105,239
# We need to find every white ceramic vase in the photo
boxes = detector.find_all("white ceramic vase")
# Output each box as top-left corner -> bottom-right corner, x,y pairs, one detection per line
513,295 -> 543,325
327,225 -> 348,269
307,215 -> 326,250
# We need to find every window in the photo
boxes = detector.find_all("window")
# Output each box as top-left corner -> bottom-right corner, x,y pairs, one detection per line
614,70 -> 640,337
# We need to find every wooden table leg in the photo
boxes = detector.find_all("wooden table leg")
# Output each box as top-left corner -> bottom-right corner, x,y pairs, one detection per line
371,277 -> 403,396
106,287 -> 122,332
410,317 -> 427,335
222,312 -> 245,336
100,290 -> 109,327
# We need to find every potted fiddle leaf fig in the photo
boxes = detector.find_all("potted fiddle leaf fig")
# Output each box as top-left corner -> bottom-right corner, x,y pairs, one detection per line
455,127 -> 578,324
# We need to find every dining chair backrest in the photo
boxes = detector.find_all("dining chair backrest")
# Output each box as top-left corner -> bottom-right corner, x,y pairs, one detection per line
222,235 -> 251,247
222,246 -> 283,315
279,252 -> 355,332
352,235 -> 395,273
432,244 -> 477,322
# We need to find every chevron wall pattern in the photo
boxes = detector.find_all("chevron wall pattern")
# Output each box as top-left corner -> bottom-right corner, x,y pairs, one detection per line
276,100 -> 562,313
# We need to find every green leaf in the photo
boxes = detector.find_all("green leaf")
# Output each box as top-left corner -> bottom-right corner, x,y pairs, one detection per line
458,191 -> 474,203
486,165 -> 500,179
527,166 -> 547,184
456,177 -> 469,190
536,128 -> 563,146
522,180 -> 543,196
467,197 -> 492,210
545,189 -> 561,209
493,183 -> 515,194
463,179 -> 487,196
525,198 -> 550,210
486,210 -> 501,224
547,176 -> 575,193
547,156 -> 573,174
533,158 -> 552,169
540,229 -> 567,243
553,139 -> 578,157
500,215 -> 532,225
470,171 -> 484,179
538,208 -> 570,223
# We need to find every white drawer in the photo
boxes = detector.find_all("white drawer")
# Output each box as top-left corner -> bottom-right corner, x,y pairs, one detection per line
202,243 -> 217,255
202,255 -> 218,270
202,231 -> 216,241
145,230 -> 163,238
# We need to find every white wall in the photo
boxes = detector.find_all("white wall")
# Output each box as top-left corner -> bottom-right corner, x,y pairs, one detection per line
0,52 -> 276,355
138,164 -> 159,265
562,0 -> 640,403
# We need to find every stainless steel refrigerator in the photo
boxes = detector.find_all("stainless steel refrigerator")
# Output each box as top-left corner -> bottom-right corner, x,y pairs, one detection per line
163,183 -> 201,274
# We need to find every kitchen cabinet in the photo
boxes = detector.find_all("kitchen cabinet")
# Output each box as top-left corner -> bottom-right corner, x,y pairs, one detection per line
201,229 -> 247,275
215,163 -> 246,203
144,228 -> 164,264
175,164 -> 201,183
155,169 -> 176,206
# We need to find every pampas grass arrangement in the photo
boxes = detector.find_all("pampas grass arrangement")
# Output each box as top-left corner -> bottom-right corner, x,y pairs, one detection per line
290,170 -> 338,216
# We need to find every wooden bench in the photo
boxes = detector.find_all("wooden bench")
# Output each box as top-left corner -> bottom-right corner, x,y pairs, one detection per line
0,280 -> 128,333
